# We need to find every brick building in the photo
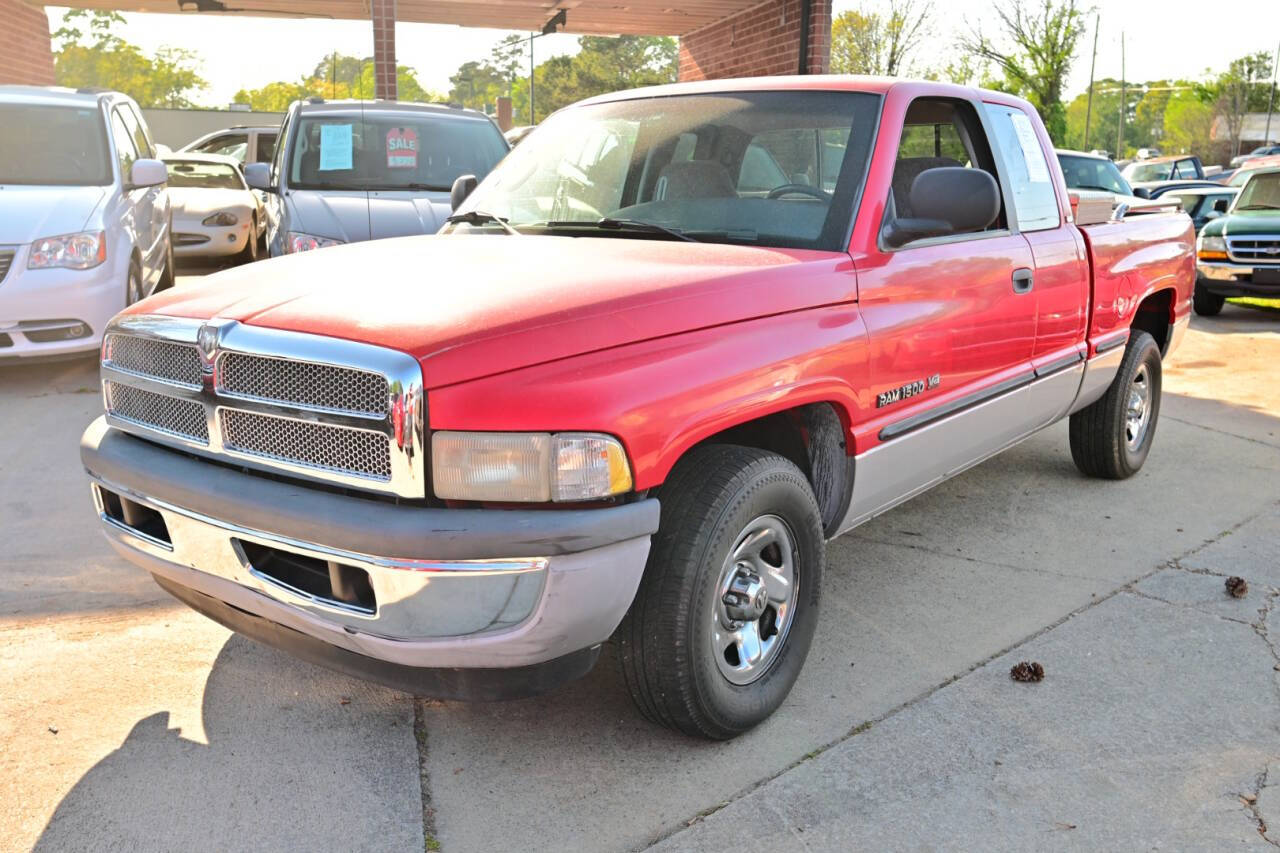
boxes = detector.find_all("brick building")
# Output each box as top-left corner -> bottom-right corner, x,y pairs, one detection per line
0,0 -> 830,94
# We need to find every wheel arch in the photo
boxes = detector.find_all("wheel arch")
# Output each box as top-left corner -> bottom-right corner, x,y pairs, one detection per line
666,400 -> 856,539
1131,286 -> 1175,356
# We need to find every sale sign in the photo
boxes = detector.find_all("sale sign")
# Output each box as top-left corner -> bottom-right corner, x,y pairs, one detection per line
386,127 -> 419,169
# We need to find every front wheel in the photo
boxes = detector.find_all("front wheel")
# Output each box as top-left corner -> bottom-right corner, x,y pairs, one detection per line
1069,331 -> 1163,479
616,445 -> 825,739
1192,283 -> 1224,316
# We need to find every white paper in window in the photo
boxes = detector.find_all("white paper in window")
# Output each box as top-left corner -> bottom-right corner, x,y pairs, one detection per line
1009,112 -> 1050,183
318,124 -> 353,171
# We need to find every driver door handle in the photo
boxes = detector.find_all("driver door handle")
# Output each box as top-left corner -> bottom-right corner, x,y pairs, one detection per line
1012,267 -> 1034,294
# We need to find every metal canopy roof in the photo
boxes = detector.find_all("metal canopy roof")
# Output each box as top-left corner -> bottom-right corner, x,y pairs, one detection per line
66,0 -> 765,36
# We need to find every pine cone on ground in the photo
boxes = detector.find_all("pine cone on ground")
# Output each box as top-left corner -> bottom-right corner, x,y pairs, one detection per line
1010,661 -> 1045,682
1225,576 -> 1248,599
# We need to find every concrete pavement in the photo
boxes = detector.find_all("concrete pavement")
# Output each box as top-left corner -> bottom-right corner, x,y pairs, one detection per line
1,292 -> 1278,852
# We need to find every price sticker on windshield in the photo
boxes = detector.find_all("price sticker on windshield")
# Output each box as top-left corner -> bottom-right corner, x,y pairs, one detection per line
1009,112 -> 1050,184
386,127 -> 419,169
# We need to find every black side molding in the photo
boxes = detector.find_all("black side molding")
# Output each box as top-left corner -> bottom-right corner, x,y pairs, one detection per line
1034,350 -> 1085,378
878,369 -> 1036,442
1094,333 -> 1130,354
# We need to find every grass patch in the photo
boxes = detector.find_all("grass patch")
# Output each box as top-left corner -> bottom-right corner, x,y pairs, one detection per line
1228,297 -> 1280,314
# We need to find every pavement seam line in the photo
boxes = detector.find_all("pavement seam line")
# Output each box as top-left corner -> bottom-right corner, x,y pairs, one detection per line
1243,764 -> 1279,848
414,698 -> 440,852
1163,414 -> 1280,450
850,532 -> 1113,583
642,511 -> 1264,851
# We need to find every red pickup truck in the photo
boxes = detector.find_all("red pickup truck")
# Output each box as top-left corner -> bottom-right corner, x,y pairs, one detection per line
82,78 -> 1193,739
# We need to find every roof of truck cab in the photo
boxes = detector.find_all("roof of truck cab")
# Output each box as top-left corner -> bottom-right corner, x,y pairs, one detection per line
574,76 -> 1033,109
294,99 -> 492,121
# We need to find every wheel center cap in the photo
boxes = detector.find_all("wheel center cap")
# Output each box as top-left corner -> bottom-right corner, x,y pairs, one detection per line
723,571 -> 768,623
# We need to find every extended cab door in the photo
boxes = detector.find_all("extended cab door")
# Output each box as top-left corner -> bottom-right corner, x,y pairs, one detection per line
984,102 -> 1089,389
843,95 -> 1041,526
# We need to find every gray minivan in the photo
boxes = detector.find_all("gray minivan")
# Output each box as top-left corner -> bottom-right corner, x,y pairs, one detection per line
245,100 -> 508,256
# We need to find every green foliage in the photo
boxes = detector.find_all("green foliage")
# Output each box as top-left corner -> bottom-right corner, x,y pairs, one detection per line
958,0 -> 1088,143
233,52 -> 443,111
52,9 -> 207,108
451,35 -> 677,124
830,1 -> 932,76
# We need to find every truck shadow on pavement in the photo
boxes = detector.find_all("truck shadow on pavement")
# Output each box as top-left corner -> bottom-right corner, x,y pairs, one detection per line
31,634 -> 425,852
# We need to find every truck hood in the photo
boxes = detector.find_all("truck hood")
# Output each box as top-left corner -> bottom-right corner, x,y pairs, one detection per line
1202,209 -> 1280,238
287,189 -> 451,242
0,185 -> 106,244
130,233 -> 855,387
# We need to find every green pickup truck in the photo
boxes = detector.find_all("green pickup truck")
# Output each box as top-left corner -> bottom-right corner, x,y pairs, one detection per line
1195,166 -> 1280,315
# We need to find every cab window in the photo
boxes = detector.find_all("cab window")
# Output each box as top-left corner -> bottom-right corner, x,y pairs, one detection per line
196,132 -> 249,161
255,132 -> 277,163
883,97 -> 1008,241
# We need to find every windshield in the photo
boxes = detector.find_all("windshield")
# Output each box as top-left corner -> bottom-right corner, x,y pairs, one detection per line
1058,154 -> 1132,195
452,91 -> 881,251
1126,161 -> 1175,182
288,111 -> 507,191
0,104 -> 111,186
165,160 -> 245,189
1235,171 -> 1280,210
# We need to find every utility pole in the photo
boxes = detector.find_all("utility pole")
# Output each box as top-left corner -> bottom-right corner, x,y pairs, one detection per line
529,33 -> 535,124
1084,13 -> 1099,149
331,51 -> 337,100
1265,40 -> 1279,145
1116,32 -> 1125,158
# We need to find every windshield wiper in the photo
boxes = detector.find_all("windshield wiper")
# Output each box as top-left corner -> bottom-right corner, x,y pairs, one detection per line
541,217 -> 699,242
1235,204 -> 1280,211
372,182 -> 452,192
1074,184 -> 1123,193
445,210 -> 521,236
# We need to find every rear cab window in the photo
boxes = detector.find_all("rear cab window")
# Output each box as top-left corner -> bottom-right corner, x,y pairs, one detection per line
986,104 -> 1060,231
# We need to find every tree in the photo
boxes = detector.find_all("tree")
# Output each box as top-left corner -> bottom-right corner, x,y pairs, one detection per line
830,0 -> 933,76
232,81 -> 312,112
1213,51 -> 1275,156
1162,90 -> 1216,158
232,53 -> 442,110
957,0 -> 1087,143
53,9 -> 207,108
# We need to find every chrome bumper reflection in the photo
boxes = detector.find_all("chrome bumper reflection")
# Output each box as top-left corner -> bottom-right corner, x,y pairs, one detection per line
90,478 -> 547,641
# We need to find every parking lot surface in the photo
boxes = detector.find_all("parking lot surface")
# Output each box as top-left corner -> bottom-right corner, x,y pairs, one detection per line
2,275 -> 1278,851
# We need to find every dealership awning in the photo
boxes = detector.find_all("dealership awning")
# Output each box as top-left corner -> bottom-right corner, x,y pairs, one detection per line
65,0 -> 765,36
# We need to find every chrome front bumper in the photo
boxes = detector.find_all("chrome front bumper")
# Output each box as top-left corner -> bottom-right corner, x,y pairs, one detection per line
1197,261 -> 1280,294
82,418 -> 658,671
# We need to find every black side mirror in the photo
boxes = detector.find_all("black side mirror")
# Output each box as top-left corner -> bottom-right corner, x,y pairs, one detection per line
1133,187 -> 1151,199
450,174 -> 477,211
1213,198 -> 1230,213
883,167 -> 1000,248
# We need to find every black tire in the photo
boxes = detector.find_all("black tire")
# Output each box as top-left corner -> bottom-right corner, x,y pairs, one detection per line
1192,282 -> 1224,317
237,219 -> 259,264
125,259 -> 144,306
1069,331 -> 1162,479
617,445 -> 825,739
155,234 -> 175,292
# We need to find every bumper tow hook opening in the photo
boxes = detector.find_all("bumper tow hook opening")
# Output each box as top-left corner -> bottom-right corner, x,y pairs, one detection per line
236,539 -> 376,614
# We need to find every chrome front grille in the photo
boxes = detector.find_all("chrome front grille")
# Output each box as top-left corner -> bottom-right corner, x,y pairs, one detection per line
219,352 -> 389,416
1226,235 -> 1280,264
98,316 -> 425,498
105,381 -> 209,444
104,334 -> 202,387
220,409 -> 392,480
0,250 -> 13,283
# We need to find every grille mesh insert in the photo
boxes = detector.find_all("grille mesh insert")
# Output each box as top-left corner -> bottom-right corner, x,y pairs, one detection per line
106,381 -> 209,443
0,251 -> 13,284
106,335 -> 203,387
218,352 -> 389,415
1227,238 -> 1280,263
220,409 -> 391,480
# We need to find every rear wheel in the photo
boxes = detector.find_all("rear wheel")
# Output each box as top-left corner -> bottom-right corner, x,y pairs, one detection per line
617,445 -> 824,739
1069,331 -> 1163,479
1192,282 -> 1224,316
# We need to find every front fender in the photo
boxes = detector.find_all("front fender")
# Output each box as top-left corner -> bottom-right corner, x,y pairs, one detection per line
426,306 -> 870,490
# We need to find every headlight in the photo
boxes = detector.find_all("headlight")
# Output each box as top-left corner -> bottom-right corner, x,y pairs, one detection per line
1197,235 -> 1227,260
28,231 -> 106,270
431,431 -> 633,502
286,231 -> 343,253
202,212 -> 238,227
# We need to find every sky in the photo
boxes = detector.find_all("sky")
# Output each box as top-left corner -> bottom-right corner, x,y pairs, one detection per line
45,0 -> 1280,107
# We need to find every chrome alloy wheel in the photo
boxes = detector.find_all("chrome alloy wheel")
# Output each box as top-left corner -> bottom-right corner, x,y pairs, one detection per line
710,514 -> 798,685
1125,363 -> 1152,451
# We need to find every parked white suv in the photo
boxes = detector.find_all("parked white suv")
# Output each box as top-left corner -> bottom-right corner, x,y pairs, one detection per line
0,86 -> 172,359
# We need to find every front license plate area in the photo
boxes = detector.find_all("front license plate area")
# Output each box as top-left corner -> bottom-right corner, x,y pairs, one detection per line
1253,267 -> 1280,286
